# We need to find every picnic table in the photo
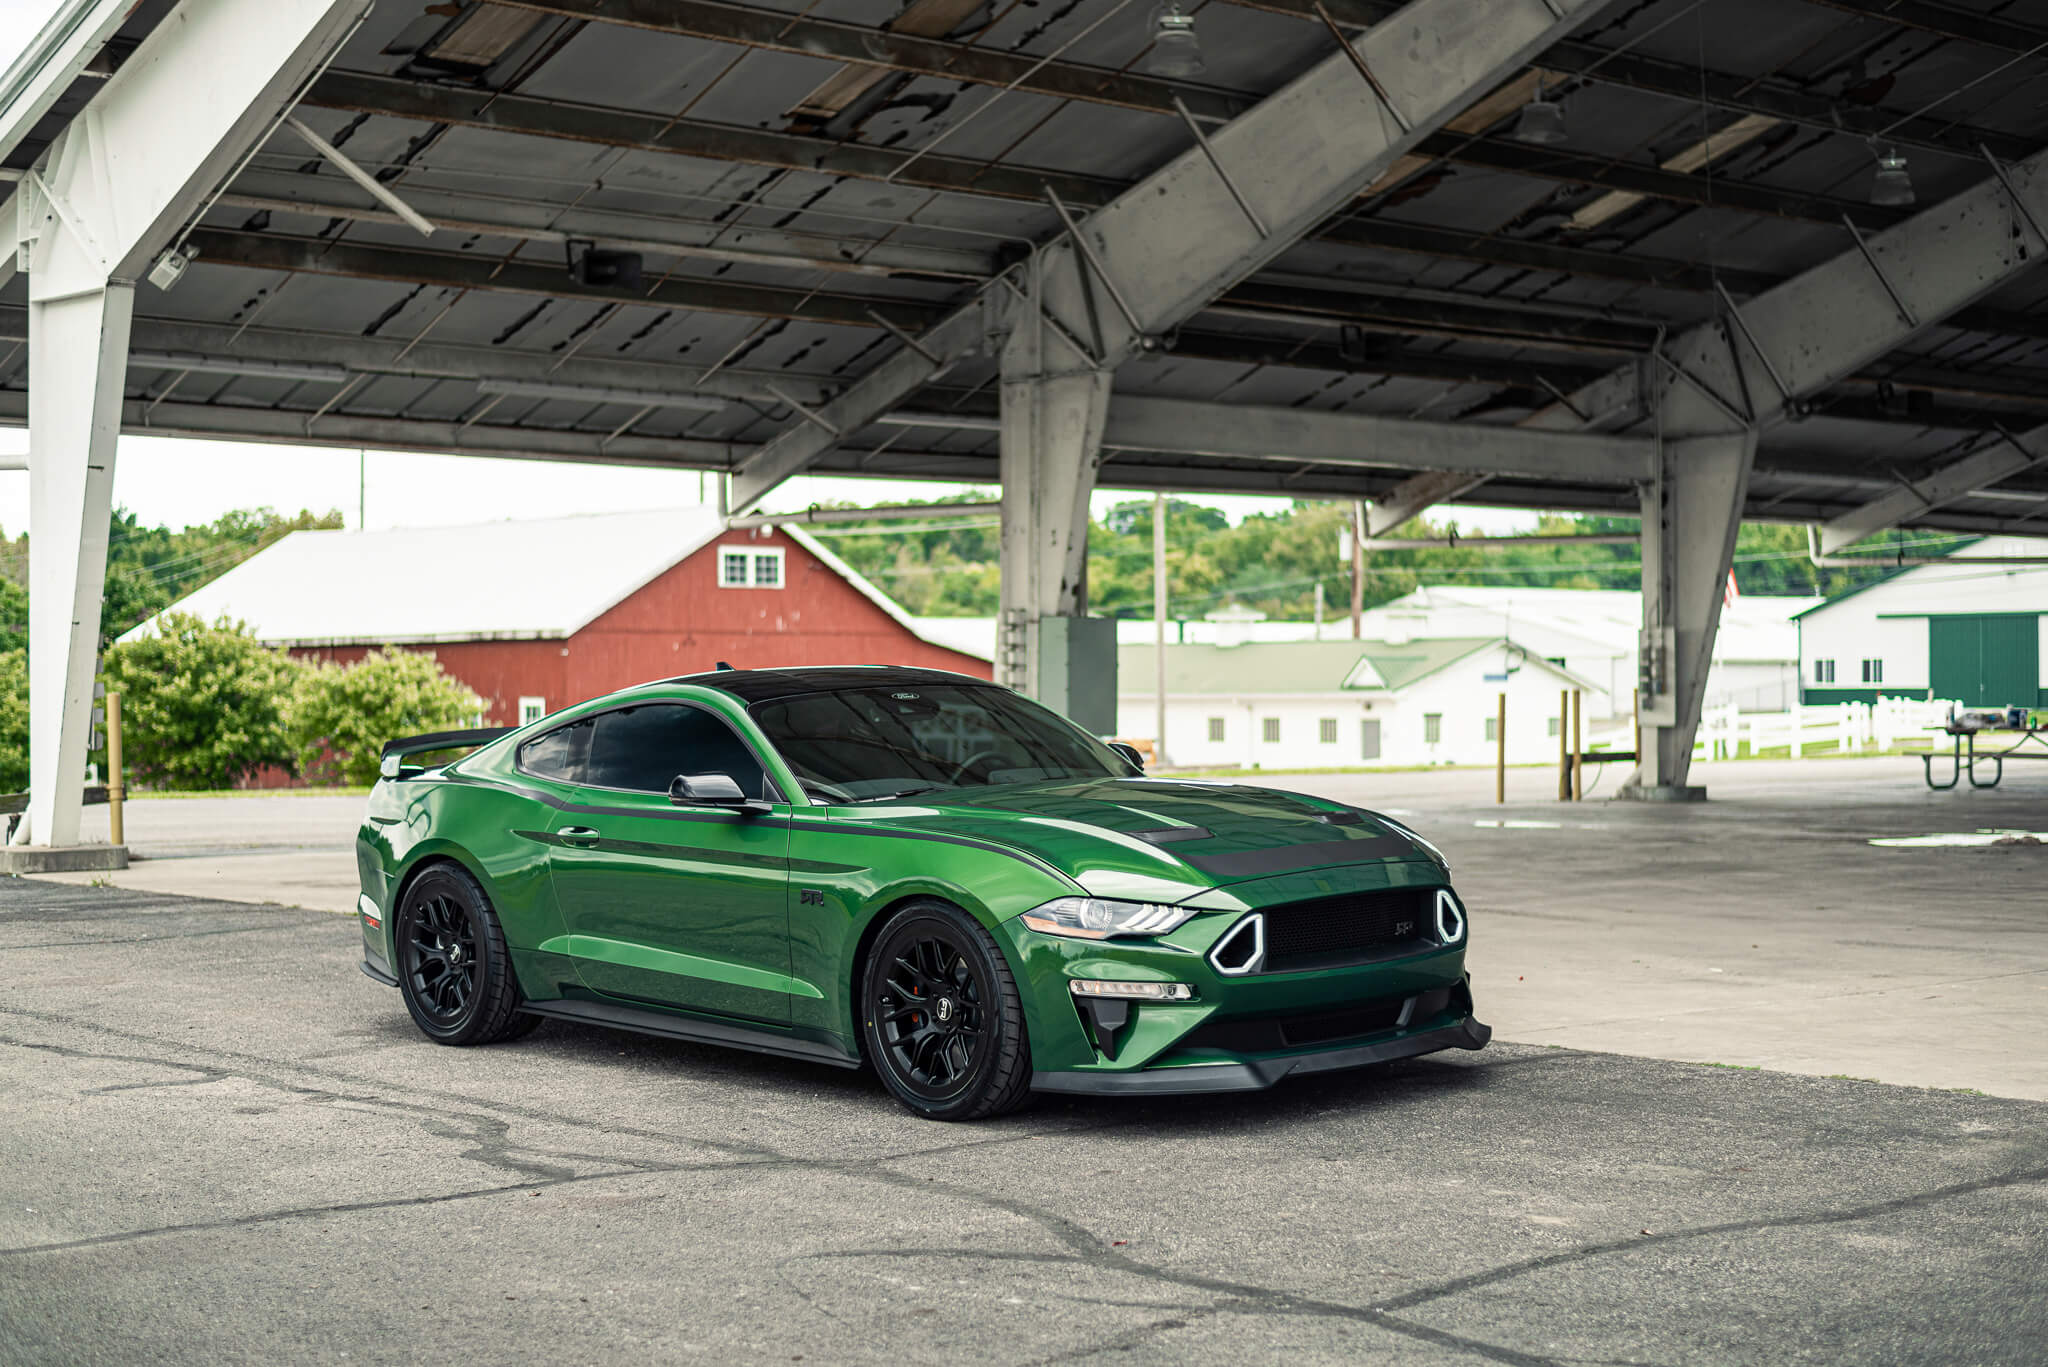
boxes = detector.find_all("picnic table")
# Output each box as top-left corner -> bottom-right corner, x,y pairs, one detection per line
1923,724 -> 2048,790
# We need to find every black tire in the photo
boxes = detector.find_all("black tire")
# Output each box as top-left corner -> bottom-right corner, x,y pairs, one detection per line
394,863 -> 536,1046
860,899 -> 1033,1122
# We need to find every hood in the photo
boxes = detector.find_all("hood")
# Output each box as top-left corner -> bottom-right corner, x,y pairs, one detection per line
836,778 -> 1437,902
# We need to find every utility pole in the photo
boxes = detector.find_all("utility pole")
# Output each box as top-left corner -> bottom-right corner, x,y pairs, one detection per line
1350,501 -> 1364,640
1153,492 -> 1168,771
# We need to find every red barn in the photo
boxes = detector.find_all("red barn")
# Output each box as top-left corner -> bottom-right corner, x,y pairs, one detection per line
122,507 -> 990,725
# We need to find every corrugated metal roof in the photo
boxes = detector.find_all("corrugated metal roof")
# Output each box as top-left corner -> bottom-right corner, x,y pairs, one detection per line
11,0 -> 2048,533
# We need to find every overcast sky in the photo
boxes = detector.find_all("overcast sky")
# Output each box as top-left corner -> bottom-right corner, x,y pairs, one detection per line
0,0 -> 1536,539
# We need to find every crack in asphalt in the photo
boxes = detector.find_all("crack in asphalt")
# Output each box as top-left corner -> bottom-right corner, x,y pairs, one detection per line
3,999 -> 2042,1365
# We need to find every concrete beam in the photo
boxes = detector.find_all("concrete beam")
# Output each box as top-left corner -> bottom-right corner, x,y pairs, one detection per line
1101,395 -> 1654,483
1818,430 -> 2048,553
1367,469 -> 1489,536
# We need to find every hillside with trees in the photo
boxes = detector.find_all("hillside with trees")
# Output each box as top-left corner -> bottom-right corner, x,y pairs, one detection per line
813,494 -> 1966,620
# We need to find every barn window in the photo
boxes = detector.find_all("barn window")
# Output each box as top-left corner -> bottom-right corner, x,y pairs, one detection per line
1207,716 -> 1225,743
718,545 -> 785,588
1861,658 -> 1883,684
1813,658 -> 1835,684
518,696 -> 547,725
1319,718 -> 1337,744
1424,713 -> 1442,744
1262,717 -> 1280,744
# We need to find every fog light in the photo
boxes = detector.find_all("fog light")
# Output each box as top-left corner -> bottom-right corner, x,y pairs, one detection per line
1070,979 -> 1195,1001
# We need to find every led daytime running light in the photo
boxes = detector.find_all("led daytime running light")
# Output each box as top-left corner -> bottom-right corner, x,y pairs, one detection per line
1070,979 -> 1195,1001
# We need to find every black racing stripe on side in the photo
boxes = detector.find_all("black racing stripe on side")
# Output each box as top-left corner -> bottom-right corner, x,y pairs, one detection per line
469,778 -> 1070,883
801,820 -> 1073,883
1182,834 -> 1413,878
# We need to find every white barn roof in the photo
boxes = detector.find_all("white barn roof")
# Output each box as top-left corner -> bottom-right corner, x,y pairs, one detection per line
118,507 -> 930,650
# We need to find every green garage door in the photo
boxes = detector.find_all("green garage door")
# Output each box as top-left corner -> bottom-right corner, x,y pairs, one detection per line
1928,615 -> 2040,706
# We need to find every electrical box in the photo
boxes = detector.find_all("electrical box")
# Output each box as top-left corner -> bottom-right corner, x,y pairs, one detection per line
1034,615 -> 1118,736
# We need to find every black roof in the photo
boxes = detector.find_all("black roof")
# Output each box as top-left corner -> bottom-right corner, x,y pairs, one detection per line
665,665 -> 994,704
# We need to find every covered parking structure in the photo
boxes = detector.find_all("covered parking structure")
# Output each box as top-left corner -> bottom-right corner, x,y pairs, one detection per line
7,0 -> 2048,852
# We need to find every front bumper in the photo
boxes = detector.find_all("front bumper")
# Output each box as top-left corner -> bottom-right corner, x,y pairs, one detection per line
1034,1011 -> 1490,1095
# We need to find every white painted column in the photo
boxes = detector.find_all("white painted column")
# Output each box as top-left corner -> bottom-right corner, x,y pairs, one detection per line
995,268 -> 1111,699
20,284 -> 132,845
1629,430 -> 1757,797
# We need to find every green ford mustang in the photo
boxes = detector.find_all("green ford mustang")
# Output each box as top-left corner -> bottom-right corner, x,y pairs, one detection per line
356,666 -> 1487,1120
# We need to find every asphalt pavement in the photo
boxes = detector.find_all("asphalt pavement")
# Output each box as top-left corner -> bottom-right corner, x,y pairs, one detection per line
3,878 -> 2045,1364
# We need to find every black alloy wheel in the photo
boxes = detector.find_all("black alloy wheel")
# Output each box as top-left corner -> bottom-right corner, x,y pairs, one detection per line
862,900 -> 1032,1121
394,863 -> 539,1046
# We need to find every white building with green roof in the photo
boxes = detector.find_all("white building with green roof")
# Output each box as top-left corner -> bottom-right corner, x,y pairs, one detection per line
1794,537 -> 2048,708
1116,637 -> 1607,770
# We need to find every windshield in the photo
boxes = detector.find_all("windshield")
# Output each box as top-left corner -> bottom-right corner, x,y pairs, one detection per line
750,683 -> 1125,802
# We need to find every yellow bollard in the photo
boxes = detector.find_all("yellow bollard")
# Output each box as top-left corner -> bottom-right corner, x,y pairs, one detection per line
107,691 -> 125,848
1495,692 -> 1506,805
1571,688 -> 1584,802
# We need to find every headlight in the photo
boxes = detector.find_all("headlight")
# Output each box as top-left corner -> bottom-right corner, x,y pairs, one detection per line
1020,897 -> 1196,940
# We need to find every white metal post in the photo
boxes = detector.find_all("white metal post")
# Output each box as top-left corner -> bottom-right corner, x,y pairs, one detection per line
19,282 -> 130,846
1153,492 -> 1167,771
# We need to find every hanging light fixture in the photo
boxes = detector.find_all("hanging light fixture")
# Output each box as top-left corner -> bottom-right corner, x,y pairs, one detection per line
1870,146 -> 1915,207
1146,2 -> 1204,79
1512,84 -> 1567,146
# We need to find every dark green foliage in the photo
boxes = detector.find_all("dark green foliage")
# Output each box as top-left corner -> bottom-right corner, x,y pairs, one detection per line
100,612 -> 301,790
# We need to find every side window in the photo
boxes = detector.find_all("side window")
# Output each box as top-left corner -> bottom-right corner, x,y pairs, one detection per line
518,717 -> 592,783
585,704 -> 771,799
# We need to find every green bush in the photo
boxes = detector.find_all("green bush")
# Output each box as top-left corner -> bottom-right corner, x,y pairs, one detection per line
0,651 -> 26,793
292,649 -> 482,786
102,612 -> 301,789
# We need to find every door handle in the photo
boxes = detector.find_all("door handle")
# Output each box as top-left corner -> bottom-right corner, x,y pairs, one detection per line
557,826 -> 601,848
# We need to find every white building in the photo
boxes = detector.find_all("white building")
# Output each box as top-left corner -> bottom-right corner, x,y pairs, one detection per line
1795,537 -> 2048,708
1114,637 -> 1606,771
918,586 -> 1812,718
1353,585 -> 1819,716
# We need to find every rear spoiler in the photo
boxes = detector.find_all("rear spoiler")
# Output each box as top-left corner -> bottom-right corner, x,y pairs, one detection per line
378,727 -> 513,778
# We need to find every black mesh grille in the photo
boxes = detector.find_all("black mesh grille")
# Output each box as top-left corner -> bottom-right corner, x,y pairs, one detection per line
1260,888 -> 1434,971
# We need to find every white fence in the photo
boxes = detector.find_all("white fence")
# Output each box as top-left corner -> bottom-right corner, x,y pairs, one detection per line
1693,697 -> 1959,760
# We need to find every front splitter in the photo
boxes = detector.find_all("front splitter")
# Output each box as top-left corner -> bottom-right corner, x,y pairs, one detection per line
1032,1014 -> 1491,1096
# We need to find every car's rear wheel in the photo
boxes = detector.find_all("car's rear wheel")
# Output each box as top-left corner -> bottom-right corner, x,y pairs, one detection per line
395,863 -> 538,1045
861,900 -> 1032,1121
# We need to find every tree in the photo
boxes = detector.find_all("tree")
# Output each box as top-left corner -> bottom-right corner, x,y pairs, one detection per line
100,612 -> 301,790
291,650 -> 483,786
0,652 -> 26,793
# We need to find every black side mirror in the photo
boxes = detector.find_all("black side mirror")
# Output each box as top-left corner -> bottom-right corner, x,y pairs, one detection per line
668,773 -> 770,814
1108,742 -> 1148,775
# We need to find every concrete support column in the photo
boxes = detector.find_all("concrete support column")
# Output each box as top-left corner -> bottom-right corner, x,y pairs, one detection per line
1625,430 -> 1757,800
995,284 -> 1113,722
17,284 -> 133,847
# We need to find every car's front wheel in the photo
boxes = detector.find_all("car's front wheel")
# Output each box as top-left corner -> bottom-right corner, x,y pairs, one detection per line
861,900 -> 1032,1121
395,863 -> 538,1046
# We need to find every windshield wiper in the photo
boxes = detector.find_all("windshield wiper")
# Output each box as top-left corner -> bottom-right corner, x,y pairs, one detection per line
860,783 -> 947,803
